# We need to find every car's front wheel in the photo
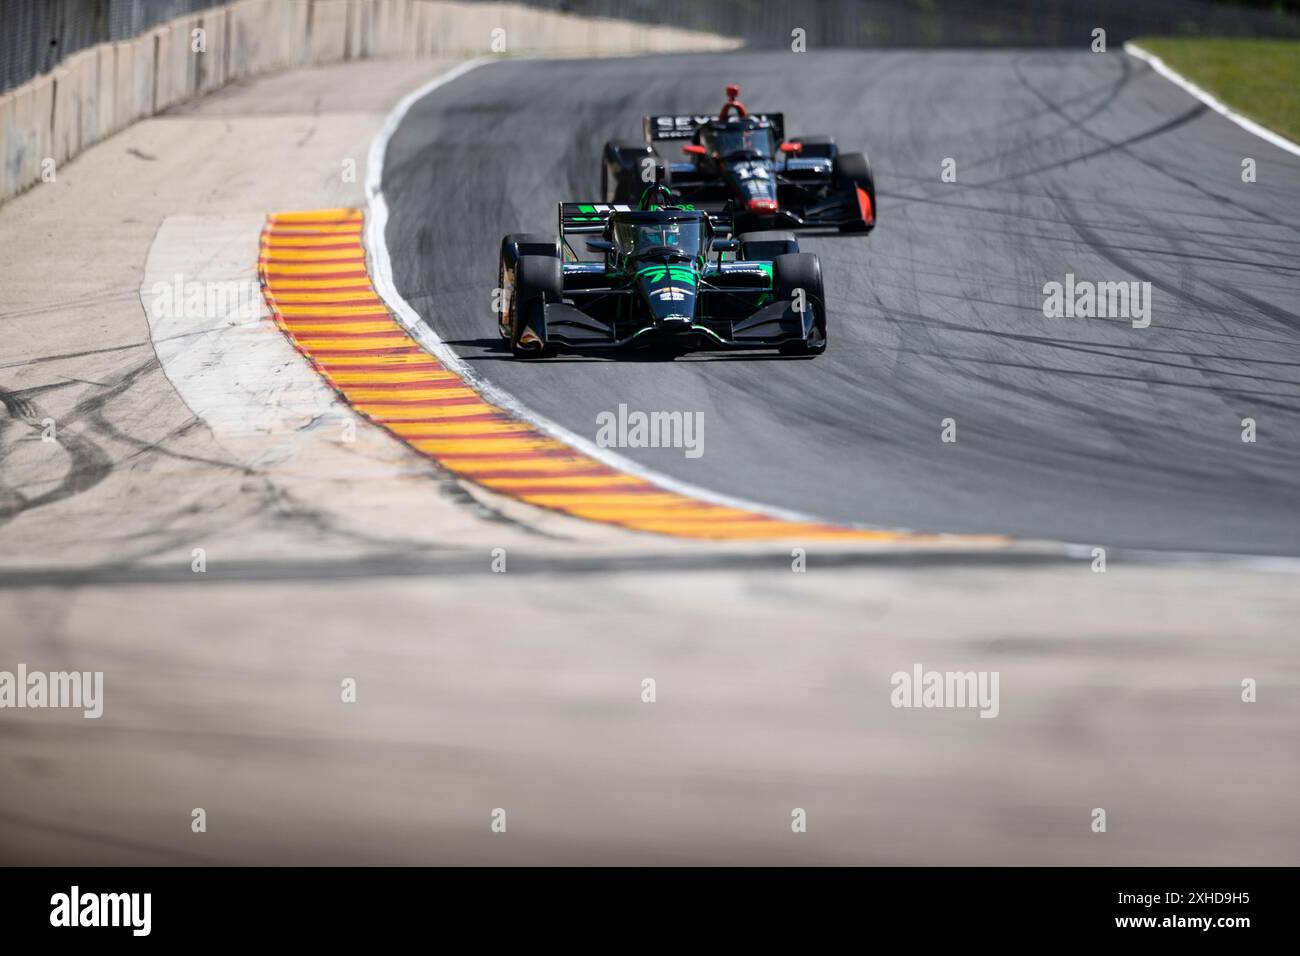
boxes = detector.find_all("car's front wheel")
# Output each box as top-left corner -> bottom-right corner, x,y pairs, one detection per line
773,252 -> 827,356
833,152 -> 875,234
499,235 -> 559,341
510,255 -> 562,359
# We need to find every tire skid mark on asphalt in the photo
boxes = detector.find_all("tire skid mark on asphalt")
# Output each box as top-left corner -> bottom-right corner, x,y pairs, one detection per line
260,208 -> 1005,545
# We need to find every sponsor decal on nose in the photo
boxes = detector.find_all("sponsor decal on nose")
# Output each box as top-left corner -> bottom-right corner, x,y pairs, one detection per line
746,198 -> 778,212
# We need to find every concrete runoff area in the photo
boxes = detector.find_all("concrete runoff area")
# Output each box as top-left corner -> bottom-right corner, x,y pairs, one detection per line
2,562 -> 1298,865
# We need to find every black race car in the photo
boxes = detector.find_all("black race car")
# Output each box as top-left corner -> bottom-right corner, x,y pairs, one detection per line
496,185 -> 827,358
601,84 -> 875,234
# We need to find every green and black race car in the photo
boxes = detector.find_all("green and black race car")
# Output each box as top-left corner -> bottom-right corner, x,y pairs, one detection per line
496,185 -> 827,358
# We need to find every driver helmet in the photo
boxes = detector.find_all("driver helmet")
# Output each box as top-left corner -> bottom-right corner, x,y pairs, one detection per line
639,221 -> 680,247
638,182 -> 676,210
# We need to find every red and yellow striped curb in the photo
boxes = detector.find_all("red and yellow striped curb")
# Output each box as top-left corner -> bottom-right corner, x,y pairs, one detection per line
259,209 -> 1001,544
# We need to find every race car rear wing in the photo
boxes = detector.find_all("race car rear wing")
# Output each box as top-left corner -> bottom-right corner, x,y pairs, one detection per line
644,113 -> 785,143
558,202 -> 736,237
560,202 -> 633,235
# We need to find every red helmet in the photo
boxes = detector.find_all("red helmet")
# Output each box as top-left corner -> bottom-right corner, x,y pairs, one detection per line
719,83 -> 748,120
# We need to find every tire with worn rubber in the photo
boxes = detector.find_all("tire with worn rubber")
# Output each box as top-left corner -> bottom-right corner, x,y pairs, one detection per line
497,234 -> 558,339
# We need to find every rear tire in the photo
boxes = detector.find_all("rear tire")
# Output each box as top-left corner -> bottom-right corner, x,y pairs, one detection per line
603,140 -> 663,204
510,255 -> 562,359
833,152 -> 875,234
773,253 -> 826,356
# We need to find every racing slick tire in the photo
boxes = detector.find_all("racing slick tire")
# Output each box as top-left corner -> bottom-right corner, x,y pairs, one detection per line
602,141 -> 665,204
737,230 -> 799,261
498,234 -> 559,339
833,152 -> 876,234
773,252 -> 827,356
510,254 -> 562,359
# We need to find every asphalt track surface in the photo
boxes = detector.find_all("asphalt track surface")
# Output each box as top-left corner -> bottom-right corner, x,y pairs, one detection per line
386,50 -> 1300,555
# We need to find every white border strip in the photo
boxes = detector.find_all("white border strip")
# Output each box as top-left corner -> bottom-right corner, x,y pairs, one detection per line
1124,42 -> 1300,158
362,58 -> 883,529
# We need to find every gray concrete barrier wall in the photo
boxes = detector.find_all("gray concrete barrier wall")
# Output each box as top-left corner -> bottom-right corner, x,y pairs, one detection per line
518,0 -> 1300,48
0,0 -> 736,205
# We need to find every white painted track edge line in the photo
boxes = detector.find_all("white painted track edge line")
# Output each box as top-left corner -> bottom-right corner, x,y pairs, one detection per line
1124,42 -> 1300,159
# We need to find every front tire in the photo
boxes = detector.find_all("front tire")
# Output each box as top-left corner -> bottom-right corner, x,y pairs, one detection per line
499,235 -> 558,339
833,151 -> 875,234
510,255 -> 562,359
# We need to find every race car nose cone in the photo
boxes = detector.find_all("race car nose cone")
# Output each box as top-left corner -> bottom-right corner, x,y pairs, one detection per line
746,198 -> 778,212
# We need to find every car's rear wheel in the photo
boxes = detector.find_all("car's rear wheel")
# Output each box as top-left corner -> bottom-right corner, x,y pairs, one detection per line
773,252 -> 827,356
833,152 -> 875,234
510,255 -> 562,359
